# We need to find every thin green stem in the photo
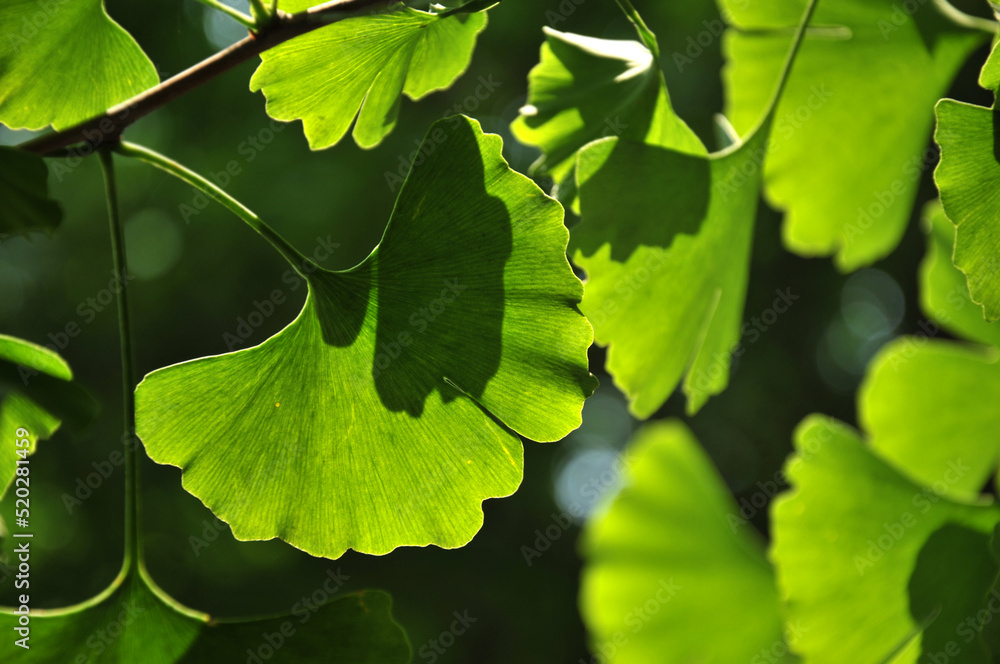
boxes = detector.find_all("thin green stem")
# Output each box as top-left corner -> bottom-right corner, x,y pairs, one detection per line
193,0 -> 256,28
712,0 -> 818,155
933,0 -> 998,34
98,150 -> 141,574
758,0 -> 820,133
613,0 -> 660,58
115,141 -> 315,274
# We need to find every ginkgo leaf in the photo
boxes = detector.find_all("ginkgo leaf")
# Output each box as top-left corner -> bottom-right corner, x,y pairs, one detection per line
250,4 -> 487,149
573,126 -> 766,418
981,38 -> 1000,91
934,94 -> 1000,320
934,34 -> 1000,321
581,421 -> 795,664
720,0 -> 986,271
855,203 -> 1000,498
0,569 -> 410,663
135,116 -> 596,559
859,339 -> 1000,499
0,0 -> 159,131
0,147 -> 62,238
0,335 -> 77,498
510,28 -> 705,186
918,201 -> 1000,348
771,415 -> 1000,663
558,0 -> 819,417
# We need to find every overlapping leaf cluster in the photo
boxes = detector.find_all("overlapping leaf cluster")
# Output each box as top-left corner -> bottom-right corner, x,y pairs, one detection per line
506,1 -> 1000,663
512,0 -> 996,417
512,7 -> 777,417
580,202 -> 1000,662
5,0 -> 1000,661
0,0 -> 596,659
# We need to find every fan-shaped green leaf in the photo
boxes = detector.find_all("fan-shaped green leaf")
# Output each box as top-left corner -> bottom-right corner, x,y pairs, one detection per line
510,28 -> 704,186
0,147 -> 62,238
919,201 -> 1000,348
134,116 -> 596,559
771,416 -> 1000,663
573,127 -> 766,417
860,339 -> 1000,499
0,0 -> 158,130
581,421 -> 795,664
856,201 -> 1000,499
0,569 -> 409,662
0,335 -> 71,382
250,5 -> 487,149
0,335 -> 74,498
720,0 -> 986,270
982,39 -> 1000,90
935,95 -> 1000,321
558,0 -> 816,417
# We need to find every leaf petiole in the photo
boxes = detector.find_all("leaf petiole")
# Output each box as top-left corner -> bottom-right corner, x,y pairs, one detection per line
98,150 -> 142,573
613,0 -> 660,59
114,141 -> 316,275
193,0 -> 257,28
933,0 -> 999,34
725,0 -> 820,153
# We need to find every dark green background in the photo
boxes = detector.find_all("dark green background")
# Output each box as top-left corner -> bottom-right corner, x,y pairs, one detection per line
0,0 -> 995,661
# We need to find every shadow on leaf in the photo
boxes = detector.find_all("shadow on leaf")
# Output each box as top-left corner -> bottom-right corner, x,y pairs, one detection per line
573,138 -> 711,263
907,522 -> 1000,664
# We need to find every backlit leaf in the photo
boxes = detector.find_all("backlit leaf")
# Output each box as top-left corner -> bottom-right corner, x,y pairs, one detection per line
857,201 -> 1000,499
934,92 -> 1000,320
135,116 -> 596,559
511,2 -> 797,417
771,416 -> 1000,663
581,421 -> 795,664
0,147 -> 62,238
541,1 -> 814,417
918,201 -> 1000,348
980,37 -> 1000,91
721,0 -> 986,270
573,127 -> 767,417
510,28 -> 704,187
0,335 -> 73,498
0,0 -> 158,130
251,5 -> 487,149
860,339 -> 1000,499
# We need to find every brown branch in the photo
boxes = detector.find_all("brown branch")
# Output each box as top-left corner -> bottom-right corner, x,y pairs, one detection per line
20,0 -> 399,156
